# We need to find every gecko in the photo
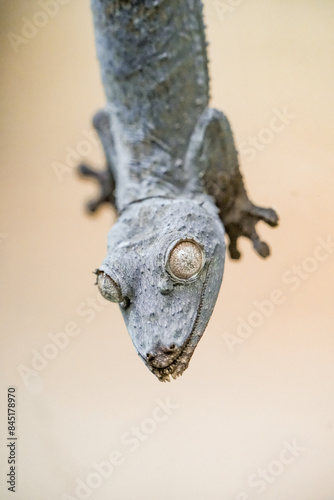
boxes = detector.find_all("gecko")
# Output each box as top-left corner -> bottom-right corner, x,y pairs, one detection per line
78,0 -> 279,382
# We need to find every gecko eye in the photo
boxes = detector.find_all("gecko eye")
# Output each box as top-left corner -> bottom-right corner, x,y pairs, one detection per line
97,271 -> 124,303
167,240 -> 204,280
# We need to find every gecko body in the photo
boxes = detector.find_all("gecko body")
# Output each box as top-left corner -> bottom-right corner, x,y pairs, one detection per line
79,0 -> 278,381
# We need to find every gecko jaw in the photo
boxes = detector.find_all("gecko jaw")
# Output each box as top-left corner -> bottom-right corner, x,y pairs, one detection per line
142,272 -> 210,382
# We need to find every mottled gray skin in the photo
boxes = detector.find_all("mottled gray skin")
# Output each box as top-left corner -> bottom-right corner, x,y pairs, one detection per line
79,0 -> 279,381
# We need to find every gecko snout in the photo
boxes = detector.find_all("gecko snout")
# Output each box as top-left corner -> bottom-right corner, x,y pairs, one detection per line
145,343 -> 179,368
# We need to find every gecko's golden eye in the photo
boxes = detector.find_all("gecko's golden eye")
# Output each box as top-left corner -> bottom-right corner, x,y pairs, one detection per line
97,271 -> 124,303
167,241 -> 204,280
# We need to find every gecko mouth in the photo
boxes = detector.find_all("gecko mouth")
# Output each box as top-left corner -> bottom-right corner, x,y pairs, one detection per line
141,272 -> 210,382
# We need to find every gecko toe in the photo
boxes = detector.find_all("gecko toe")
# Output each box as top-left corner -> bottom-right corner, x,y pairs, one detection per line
86,199 -> 100,213
250,205 -> 279,227
78,163 -> 101,179
226,225 -> 242,260
251,234 -> 270,258
229,241 -> 241,260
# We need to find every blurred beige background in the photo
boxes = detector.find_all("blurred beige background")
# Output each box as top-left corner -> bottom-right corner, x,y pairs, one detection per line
0,1 -> 333,499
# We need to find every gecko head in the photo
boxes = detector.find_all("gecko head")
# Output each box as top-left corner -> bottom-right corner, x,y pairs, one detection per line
96,197 -> 225,382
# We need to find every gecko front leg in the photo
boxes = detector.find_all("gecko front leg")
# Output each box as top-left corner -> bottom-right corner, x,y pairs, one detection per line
185,108 -> 279,259
78,108 -> 117,214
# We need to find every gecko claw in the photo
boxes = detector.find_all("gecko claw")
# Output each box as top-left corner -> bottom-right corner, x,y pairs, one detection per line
249,205 -> 279,227
226,227 -> 241,260
251,232 -> 270,258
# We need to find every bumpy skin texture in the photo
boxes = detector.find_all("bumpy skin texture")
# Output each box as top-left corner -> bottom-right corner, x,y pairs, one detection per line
79,0 -> 279,381
99,198 -> 225,381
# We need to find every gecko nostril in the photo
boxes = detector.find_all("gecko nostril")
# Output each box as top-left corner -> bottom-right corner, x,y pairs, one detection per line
120,297 -> 130,309
145,345 -> 178,368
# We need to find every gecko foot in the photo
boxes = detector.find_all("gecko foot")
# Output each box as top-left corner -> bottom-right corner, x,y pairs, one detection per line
77,163 -> 116,213
224,201 -> 279,260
